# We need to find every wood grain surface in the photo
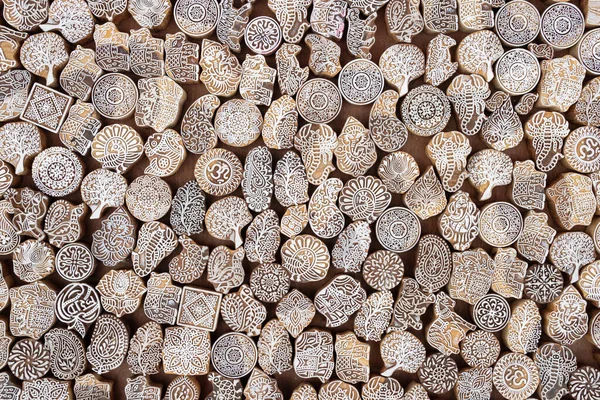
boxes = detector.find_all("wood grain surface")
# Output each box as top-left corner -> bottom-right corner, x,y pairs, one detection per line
2,0 -> 600,398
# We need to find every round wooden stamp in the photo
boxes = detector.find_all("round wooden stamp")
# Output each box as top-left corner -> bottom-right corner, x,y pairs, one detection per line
524,263 -> 564,305
194,148 -> 242,196
570,366 -> 600,400
126,175 -> 172,222
563,126 -> 600,173
495,0 -> 540,47
297,78 -> 342,124
460,330 -> 500,368
376,207 -> 420,253
338,59 -> 384,105
472,293 -> 511,332
492,353 -> 540,400
174,0 -> 219,38
494,49 -> 541,96
362,250 -> 404,291
478,202 -> 523,247
92,73 -> 138,120
214,99 -> 263,147
578,261 -> 600,307
8,339 -> 50,381
250,263 -> 290,303
55,243 -> 95,282
401,84 -> 451,137
576,28 -> 600,75
32,146 -> 84,197
211,332 -> 257,378
541,3 -> 585,50
245,16 -> 282,55
417,353 -> 458,394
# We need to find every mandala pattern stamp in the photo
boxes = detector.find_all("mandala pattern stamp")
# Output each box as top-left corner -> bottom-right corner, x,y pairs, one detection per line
401,84 -> 451,137
91,73 -> 138,119
297,78 -> 342,124
214,99 -> 263,147
492,353 -> 540,400
460,330 -> 500,368
211,332 -> 257,378
245,16 -> 282,55
249,263 -> 289,303
376,206 -> 421,253
478,201 -> 523,247
163,326 -> 211,375
126,175 -> 172,222
7,338 -> 50,380
418,353 -> 458,394
338,59 -> 384,105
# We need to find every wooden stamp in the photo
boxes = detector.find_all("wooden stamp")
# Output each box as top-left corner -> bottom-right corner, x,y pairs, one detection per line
346,8 -> 377,59
446,74 -> 490,135
295,123 -> 337,186
563,126 -> 600,173
8,338 -> 50,380
310,0 -> 347,40
540,3 -> 585,50
21,378 -> 71,400
124,376 -> 161,400
268,0 -> 310,43
427,131 -> 471,192
200,39 -> 241,93
481,98 -> 523,151
4,187 -> 48,240
221,285 -> 267,336
467,149 -> 513,201
517,92 -> 540,115
132,221 -> 177,276
194,148 -> 242,196
274,151 -> 309,207
0,27 -> 27,73
20,33 -> 68,87
338,59 -> 384,105
126,174 -> 172,222
449,248 -> 495,305
214,99 -> 262,147
180,94 -> 219,154
81,168 -> 127,220
537,55 -> 586,112
9,282 -> 56,339
173,0 -> 219,38
401,84 -> 451,137
96,269 -> 146,317
257,319 -> 293,375
0,122 -> 42,175
478,202 -> 523,247
455,367 -> 493,400
0,69 -> 32,122
456,0 -> 494,31
44,328 -> 86,380
244,209 -> 280,264
245,368 -> 284,400
418,353 -> 458,394
460,330 -> 500,368
570,366 -> 600,400
240,55 -> 276,106
422,0 -> 458,33
590,311 -> 600,350
245,16 -> 282,55
129,0 -> 172,30
294,329 -> 334,382
44,199 -> 86,247
404,382 -> 429,400
494,49 -> 540,96
163,326 -> 210,375
528,43 -> 553,60
91,73 -> 138,119
59,101 -> 102,156
87,0 -> 127,21
169,235 -> 209,283
21,83 -> 72,133
143,129 -> 187,177
335,332 -> 370,384
516,211 -> 556,264
2,0 -> 48,31
379,44 -> 425,96
275,45 -> 309,97
319,382 -> 359,400
0,202 -> 19,255
524,111 -> 569,172
129,28 -> 165,78
546,172 -> 596,230
211,332 -> 257,378
31,146 -> 83,197
143,272 -> 181,325
207,246 -> 245,294
534,343 -> 577,400
369,90 -> 407,152
544,285 -> 588,345
164,376 -> 201,400
217,0 -> 252,53
291,384 -> 318,400
472,293 -> 511,332
207,373 -> 243,400
315,274 -> 366,327
74,374 -> 113,400
578,261 -> 600,307
354,290 -> 393,341
524,263 -> 564,304
280,204 -> 308,238
297,78 -> 342,123
55,283 -> 101,337
335,117 -> 377,177
41,0 -> 94,44
136,77 -> 186,132
281,234 -> 329,282
305,34 -> 342,78
495,0 -> 540,46
438,191 -> 479,251
339,176 -> 391,223
404,166 -> 447,220
425,34 -> 458,86
165,32 -> 199,83
332,221 -> 371,273
376,206 -> 421,252
414,234 -> 452,293
276,289 -> 315,338
94,23 -> 129,72
493,352 -> 540,400
308,178 -> 345,239
550,232 -> 595,283
389,278 -> 433,330
205,196 -> 252,248
263,95 -> 297,150
59,46 -> 103,101
177,286 -> 222,331
0,320 -> 12,369
91,124 -> 144,173
485,90 -> 509,112
575,28 -> 600,75
385,0 -> 423,43
91,207 -> 136,266
362,377 -> 404,400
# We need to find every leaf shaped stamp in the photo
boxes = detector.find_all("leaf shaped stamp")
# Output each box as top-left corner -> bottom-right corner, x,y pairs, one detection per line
263,95 -> 297,150
257,319 -> 293,375
481,98 -> 523,151
245,209 -> 280,264
354,290 -> 393,341
332,220 -> 371,273
404,166 -> 447,220
96,270 -> 146,317
44,328 -> 86,380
